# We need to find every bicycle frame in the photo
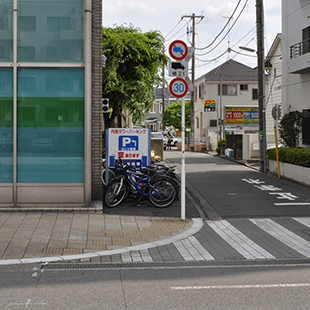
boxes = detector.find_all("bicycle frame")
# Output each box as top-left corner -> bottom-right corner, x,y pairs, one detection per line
122,169 -> 163,197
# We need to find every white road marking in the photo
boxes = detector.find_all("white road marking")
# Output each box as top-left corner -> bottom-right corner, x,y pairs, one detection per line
250,218 -> 310,257
171,283 -> 310,290
207,220 -> 275,259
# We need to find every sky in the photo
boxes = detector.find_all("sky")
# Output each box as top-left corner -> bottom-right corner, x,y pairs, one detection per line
103,0 -> 281,79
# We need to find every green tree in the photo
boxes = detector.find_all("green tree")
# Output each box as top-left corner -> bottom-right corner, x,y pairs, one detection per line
279,111 -> 303,147
102,25 -> 168,128
164,101 -> 191,130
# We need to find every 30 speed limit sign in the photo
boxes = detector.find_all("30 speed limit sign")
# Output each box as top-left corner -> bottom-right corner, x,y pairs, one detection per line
169,78 -> 188,98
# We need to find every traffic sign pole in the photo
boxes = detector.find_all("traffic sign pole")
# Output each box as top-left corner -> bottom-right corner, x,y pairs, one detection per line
168,40 -> 190,221
181,96 -> 186,220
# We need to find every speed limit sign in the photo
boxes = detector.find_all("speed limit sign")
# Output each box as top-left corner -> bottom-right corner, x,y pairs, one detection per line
169,78 -> 188,98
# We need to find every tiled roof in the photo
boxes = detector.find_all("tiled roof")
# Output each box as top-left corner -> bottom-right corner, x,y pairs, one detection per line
201,59 -> 259,82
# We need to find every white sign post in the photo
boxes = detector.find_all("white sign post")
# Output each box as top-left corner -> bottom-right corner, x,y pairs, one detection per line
168,40 -> 189,221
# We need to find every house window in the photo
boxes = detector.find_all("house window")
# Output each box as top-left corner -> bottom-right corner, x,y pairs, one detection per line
210,119 -> 217,127
302,109 -> 310,145
302,26 -> 310,55
252,88 -> 258,100
149,102 -> 156,113
240,84 -> 248,91
199,83 -> 204,98
218,84 -> 237,95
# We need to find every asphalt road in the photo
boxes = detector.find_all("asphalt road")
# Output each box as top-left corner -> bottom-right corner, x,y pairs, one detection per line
165,151 -> 310,218
1,263 -> 310,309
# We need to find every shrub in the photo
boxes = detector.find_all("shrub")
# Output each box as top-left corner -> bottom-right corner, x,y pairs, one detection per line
216,138 -> 226,154
267,147 -> 310,167
279,111 -> 303,147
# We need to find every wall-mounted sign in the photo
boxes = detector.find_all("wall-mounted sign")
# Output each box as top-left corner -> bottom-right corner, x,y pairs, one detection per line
204,100 -> 216,112
225,107 -> 259,125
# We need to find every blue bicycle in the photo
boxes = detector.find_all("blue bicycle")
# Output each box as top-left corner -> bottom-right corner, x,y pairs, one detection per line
104,158 -> 177,208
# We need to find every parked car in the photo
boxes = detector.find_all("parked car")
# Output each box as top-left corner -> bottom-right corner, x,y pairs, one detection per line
163,132 -> 181,147
171,133 -> 181,146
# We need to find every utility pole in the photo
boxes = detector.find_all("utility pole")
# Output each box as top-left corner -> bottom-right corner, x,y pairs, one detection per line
182,13 -> 204,151
256,0 -> 267,173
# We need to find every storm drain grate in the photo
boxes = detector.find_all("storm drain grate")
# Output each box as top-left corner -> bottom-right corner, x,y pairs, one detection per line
41,259 -> 310,270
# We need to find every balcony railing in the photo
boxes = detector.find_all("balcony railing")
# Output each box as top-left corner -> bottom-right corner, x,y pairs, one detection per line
290,38 -> 310,59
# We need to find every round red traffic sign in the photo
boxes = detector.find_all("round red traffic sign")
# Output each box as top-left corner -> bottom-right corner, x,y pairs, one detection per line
169,40 -> 188,61
169,78 -> 189,98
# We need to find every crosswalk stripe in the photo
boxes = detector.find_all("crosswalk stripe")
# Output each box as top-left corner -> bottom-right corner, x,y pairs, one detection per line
293,217 -> 310,228
187,236 -> 215,260
173,240 -> 195,261
206,220 -> 276,259
250,218 -> 310,258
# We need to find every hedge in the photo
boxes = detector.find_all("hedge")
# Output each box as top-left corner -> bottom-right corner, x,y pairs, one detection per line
267,147 -> 310,168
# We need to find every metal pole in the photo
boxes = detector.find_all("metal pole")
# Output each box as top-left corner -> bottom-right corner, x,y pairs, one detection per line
190,13 -> 195,152
256,0 -> 266,173
181,97 -> 186,221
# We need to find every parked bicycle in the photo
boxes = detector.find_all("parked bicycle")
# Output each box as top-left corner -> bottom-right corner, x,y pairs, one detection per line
101,159 -> 115,185
104,158 -> 178,208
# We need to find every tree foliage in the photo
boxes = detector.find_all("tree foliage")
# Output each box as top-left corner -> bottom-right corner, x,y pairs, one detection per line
164,101 -> 191,130
102,25 -> 168,128
279,111 -> 303,147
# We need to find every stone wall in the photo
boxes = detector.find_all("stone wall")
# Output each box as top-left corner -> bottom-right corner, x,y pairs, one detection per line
91,0 -> 103,201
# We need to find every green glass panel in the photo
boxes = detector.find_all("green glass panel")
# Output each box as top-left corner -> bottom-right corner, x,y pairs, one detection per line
0,69 -> 13,182
17,68 -> 85,183
18,0 -> 84,62
0,0 -> 13,61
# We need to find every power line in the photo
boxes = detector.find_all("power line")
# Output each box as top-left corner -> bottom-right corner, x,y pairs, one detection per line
196,0 -> 242,51
196,0 -> 249,54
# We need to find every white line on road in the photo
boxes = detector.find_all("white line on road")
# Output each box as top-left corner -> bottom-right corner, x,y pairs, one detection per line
171,283 -> 310,290
275,203 -> 310,206
250,218 -> 310,257
207,220 -> 275,259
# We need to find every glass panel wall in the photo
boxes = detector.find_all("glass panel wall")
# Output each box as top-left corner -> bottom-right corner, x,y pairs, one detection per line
18,0 -> 84,62
17,68 -> 84,182
0,68 -> 13,182
0,0 -> 13,62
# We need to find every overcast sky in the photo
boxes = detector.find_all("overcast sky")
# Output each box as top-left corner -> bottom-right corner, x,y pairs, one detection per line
103,0 -> 281,78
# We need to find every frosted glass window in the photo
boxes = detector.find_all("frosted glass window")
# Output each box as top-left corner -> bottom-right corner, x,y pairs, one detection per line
0,0 -> 13,62
18,0 -> 84,62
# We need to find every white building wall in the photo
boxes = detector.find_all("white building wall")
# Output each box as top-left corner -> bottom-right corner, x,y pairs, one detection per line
194,78 -> 262,151
266,40 -> 282,136
282,0 -> 310,114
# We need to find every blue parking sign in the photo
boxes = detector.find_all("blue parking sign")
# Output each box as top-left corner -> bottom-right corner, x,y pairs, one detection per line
118,135 -> 139,151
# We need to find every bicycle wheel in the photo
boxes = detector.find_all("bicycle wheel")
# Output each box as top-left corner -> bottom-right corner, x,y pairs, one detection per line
149,178 -> 176,208
102,168 -> 115,185
104,178 -> 127,207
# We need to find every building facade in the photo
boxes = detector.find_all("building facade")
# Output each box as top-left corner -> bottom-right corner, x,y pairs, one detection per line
265,34 -> 282,138
0,0 -> 102,207
282,0 -> 310,145
194,59 -> 265,151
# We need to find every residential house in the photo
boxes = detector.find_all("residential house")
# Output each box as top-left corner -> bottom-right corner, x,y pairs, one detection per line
265,33 -> 282,143
282,0 -> 310,145
141,88 -> 190,132
194,59 -> 267,153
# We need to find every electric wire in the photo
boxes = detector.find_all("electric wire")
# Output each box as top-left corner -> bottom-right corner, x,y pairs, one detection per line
196,0 -> 242,51
196,0 -> 249,56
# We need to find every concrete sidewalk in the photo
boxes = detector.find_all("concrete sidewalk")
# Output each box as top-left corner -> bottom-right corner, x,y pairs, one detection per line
0,208 -> 203,265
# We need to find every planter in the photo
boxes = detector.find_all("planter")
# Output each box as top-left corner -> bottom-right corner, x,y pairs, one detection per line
268,160 -> 310,186
177,143 -> 190,151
